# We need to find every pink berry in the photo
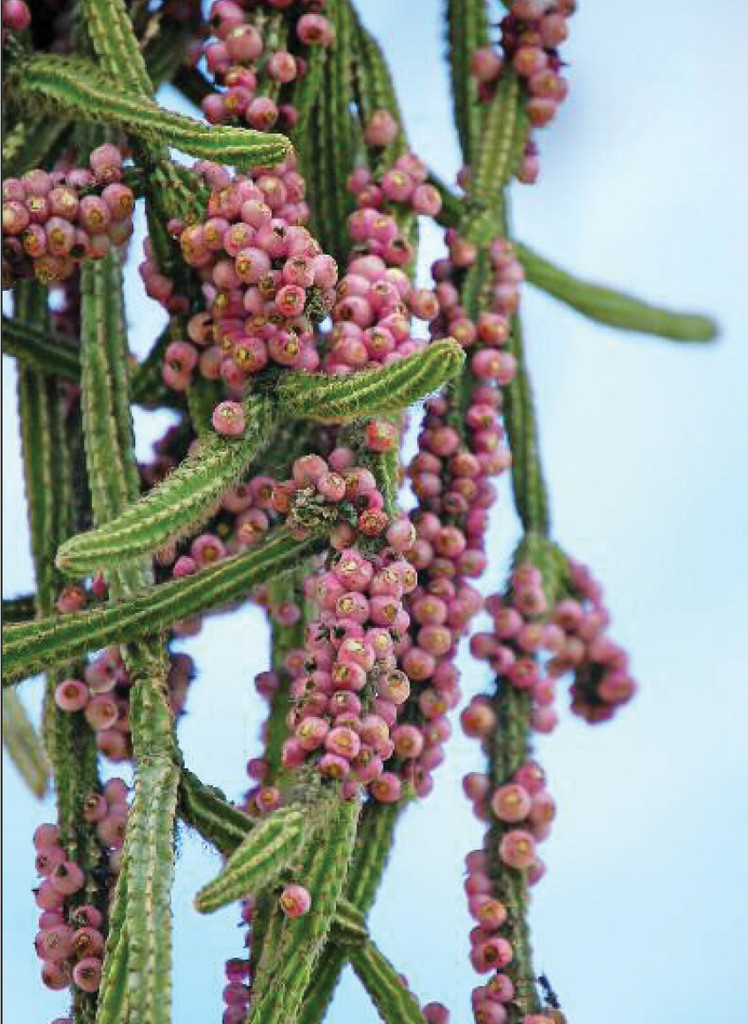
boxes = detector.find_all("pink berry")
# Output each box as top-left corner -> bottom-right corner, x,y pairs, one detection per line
490,784 -> 532,823
50,860 -> 85,896
84,694 -> 118,731
369,772 -> 402,803
364,110 -> 399,147
498,829 -> 536,870
212,400 -> 245,437
279,884 -> 311,918
72,956 -> 102,992
41,960 -> 70,990
423,1003 -> 450,1024
54,679 -> 89,713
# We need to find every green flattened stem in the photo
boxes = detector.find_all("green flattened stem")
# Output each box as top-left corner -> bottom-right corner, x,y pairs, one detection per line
2,690 -> 49,797
248,798 -> 360,1024
2,531 -> 324,686
316,0 -> 356,265
278,340 -> 465,423
96,750 -> 180,1024
350,939 -> 429,1024
56,396 -> 276,574
503,315 -> 550,536
7,55 -> 292,169
194,806 -> 307,913
329,898 -> 368,947
178,769 -> 255,856
2,316 -> 183,409
297,801 -> 403,1024
2,117 -> 68,180
78,0 -> 153,98
466,70 -> 528,208
516,242 -> 719,342
2,316 -> 81,383
445,0 -> 490,164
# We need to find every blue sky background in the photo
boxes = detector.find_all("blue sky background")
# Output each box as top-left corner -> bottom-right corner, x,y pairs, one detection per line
4,1 -> 748,1021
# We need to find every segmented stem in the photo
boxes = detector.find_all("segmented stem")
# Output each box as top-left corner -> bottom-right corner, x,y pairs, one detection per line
517,242 -> 719,342
78,0 -> 153,97
445,0 -> 490,163
79,254 -> 180,1024
248,798 -> 360,1024
57,396 -> 276,574
178,769 -> 254,857
297,801 -> 403,1024
14,282 -> 100,855
2,690 -> 49,798
350,939 -> 429,1024
1,116 -> 68,179
466,71 -> 527,213
278,339 -> 465,422
3,532 -> 324,685
8,55 -> 292,168
195,806 -> 307,914
503,315 -> 550,536
3,316 -> 81,383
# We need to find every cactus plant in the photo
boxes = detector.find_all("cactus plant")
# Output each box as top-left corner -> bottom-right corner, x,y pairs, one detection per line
1,2 -> 718,1024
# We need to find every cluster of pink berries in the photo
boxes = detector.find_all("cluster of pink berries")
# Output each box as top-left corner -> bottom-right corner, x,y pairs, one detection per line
273,451 -> 399,543
461,758 -> 556,1024
468,564 -> 563,736
252,539 -> 420,802
32,779 -> 130,1000
221,953 -> 252,1024
318,152 -> 445,374
196,0 -> 333,132
2,146 -> 134,288
348,153 -> 443,224
53,648 -> 193,762
2,0 -> 30,33
431,232 -> 522,374
469,0 -> 575,183
370,235 -> 520,796
156,451 -> 399,591
553,560 -> 637,723
142,157 -> 337,390
469,559 -> 636,726
239,474 -> 424,807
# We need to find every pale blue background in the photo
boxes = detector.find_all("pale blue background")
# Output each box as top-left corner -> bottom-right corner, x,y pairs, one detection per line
4,1 -> 748,1021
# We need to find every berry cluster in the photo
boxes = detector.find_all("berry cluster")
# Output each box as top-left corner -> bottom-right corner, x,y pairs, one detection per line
469,564 -> 563,737
462,759 -> 557,1024
145,157 -> 337,391
319,152 -> 445,375
197,0 -> 333,131
32,779 -> 130,1003
470,560 -> 636,726
2,146 -> 134,288
53,649 -> 194,762
469,0 -> 576,183
552,560 -> 637,723
256,538 -> 422,802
